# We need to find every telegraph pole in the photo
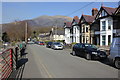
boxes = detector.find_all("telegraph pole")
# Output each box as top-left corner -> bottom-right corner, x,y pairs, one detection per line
25,21 -> 28,43
51,27 -> 54,41
55,20 -> 58,42
56,25 -> 57,42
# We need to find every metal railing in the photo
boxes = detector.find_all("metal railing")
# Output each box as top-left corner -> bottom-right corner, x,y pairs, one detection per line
0,48 -> 13,80
0,42 -> 26,79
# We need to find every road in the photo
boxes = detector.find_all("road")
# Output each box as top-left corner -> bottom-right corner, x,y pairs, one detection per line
22,44 -> 118,78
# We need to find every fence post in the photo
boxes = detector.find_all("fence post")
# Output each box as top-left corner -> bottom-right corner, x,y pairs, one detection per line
15,47 -> 18,69
10,49 -> 13,70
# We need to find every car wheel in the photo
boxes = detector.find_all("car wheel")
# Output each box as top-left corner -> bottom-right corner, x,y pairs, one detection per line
114,58 -> 120,69
72,50 -> 76,56
86,53 -> 91,60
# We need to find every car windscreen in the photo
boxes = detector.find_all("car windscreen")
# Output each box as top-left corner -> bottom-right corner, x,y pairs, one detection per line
84,44 -> 98,49
53,42 -> 61,45
48,42 -> 52,44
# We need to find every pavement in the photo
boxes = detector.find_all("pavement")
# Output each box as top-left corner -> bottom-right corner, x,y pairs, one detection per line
10,44 -> 119,79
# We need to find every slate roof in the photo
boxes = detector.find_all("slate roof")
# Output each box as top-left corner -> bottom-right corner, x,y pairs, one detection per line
39,34 -> 50,38
65,22 -> 72,28
53,30 -> 65,35
82,15 -> 95,23
102,6 -> 117,15
73,16 -> 79,23
114,5 -> 120,15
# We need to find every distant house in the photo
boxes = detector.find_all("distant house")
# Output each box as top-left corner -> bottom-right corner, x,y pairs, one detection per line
38,32 -> 51,41
92,6 -> 118,46
64,22 -> 72,44
72,16 -> 80,43
52,30 -> 65,41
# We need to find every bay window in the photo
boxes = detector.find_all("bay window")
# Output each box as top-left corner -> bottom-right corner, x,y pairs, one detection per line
102,21 -> 106,31
102,35 -> 106,45
108,20 -> 112,30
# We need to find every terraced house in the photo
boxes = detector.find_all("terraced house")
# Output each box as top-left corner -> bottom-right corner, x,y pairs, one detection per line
71,16 -> 80,43
92,6 -> 120,46
64,5 -> 120,46
64,22 -> 72,44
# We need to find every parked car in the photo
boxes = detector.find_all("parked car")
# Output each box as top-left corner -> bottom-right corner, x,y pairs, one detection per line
38,42 -> 45,45
27,41 -> 34,44
51,42 -> 64,50
46,42 -> 53,48
3,42 -> 10,46
108,36 -> 120,69
72,43 -> 107,60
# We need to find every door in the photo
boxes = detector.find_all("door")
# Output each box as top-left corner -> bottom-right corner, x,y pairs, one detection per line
77,43 -> 84,56
81,44 -> 86,56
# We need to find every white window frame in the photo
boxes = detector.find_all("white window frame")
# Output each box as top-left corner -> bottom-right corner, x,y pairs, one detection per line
101,21 -> 106,31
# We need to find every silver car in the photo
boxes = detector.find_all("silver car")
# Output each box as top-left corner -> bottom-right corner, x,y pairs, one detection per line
51,42 -> 63,50
108,36 -> 120,69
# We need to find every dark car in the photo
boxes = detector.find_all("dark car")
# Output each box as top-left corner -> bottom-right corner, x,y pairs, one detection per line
46,42 -> 53,48
35,41 -> 39,44
72,43 -> 107,60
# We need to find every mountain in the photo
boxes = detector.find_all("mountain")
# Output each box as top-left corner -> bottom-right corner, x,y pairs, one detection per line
27,15 -> 72,27
1,15 -> 72,33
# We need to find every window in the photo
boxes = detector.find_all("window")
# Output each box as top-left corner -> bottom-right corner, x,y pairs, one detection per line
86,37 -> 88,43
82,25 -> 85,33
108,20 -> 112,30
75,27 -> 76,33
83,36 -> 85,43
101,10 -> 107,17
83,27 -> 85,33
102,21 -> 106,31
74,44 -> 78,47
102,11 -> 104,16
77,27 -> 79,30
77,44 -> 83,48
86,27 -> 88,32
102,35 -> 106,45
86,36 -> 89,43
108,35 -> 111,45
75,37 -> 76,42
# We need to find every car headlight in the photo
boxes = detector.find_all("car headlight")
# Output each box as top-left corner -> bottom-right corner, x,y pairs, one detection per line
92,52 -> 98,54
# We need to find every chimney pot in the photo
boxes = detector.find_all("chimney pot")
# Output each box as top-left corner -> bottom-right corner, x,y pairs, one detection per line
92,8 -> 98,16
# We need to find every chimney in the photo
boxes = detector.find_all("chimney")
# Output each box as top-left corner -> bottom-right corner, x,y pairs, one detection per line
92,8 -> 98,16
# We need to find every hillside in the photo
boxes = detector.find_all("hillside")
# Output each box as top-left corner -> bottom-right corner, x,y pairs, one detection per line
2,15 -> 72,33
27,15 -> 72,27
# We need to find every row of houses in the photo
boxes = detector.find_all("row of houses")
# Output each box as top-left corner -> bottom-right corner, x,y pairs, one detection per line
37,30 -> 65,41
64,5 -> 120,46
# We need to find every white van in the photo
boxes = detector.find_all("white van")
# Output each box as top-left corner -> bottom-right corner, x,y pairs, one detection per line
108,36 -> 120,69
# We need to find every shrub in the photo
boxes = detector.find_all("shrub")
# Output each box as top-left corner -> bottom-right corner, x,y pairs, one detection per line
72,42 -> 77,45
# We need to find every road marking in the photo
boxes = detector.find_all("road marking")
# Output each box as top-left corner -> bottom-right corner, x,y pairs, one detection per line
40,60 -> 53,78
36,55 -> 54,78
29,45 -> 54,78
